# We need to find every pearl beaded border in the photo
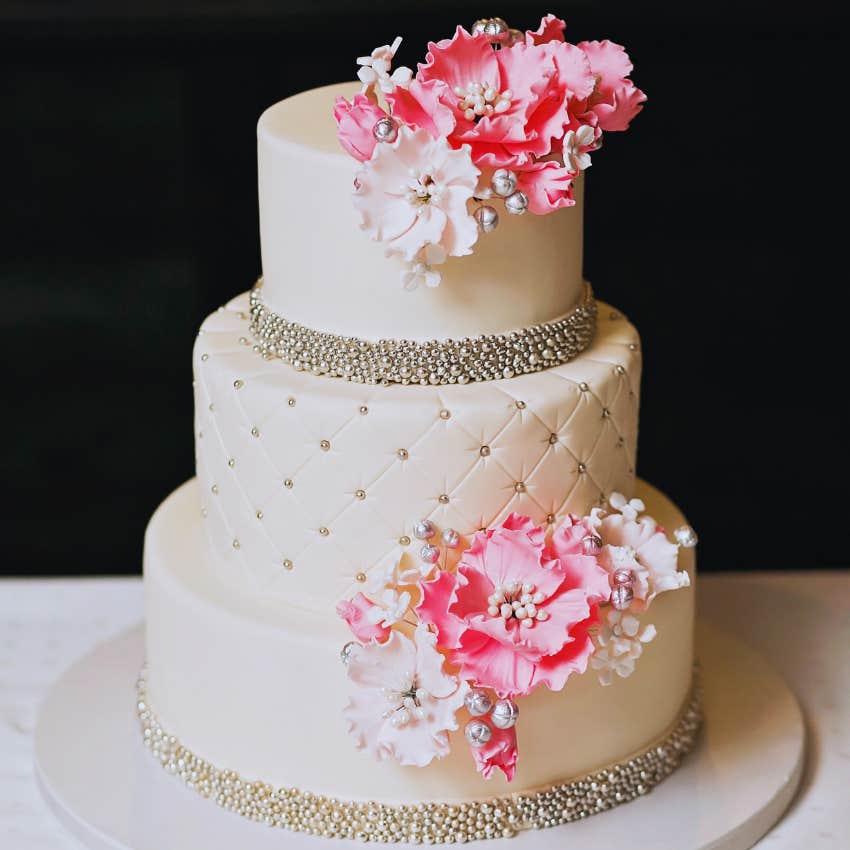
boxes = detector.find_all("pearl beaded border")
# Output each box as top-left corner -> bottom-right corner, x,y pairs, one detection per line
136,669 -> 702,843
247,280 -> 597,386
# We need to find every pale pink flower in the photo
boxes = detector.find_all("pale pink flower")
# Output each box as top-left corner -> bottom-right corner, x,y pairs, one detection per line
417,514 -> 610,698
590,493 -> 690,609
471,724 -> 518,781
336,592 -> 391,643
344,625 -> 469,768
353,126 -> 479,264
333,93 -> 387,162
578,40 -> 646,131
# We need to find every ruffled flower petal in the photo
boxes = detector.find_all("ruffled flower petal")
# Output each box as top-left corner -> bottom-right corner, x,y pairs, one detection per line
386,78 -> 456,140
525,14 -> 567,46
417,569 -> 466,649
579,40 -> 646,131
470,724 -> 518,781
515,159 -> 576,214
333,94 -> 387,162
336,592 -> 391,643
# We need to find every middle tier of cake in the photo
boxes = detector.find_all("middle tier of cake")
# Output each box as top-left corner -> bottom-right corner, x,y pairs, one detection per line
194,294 -> 641,613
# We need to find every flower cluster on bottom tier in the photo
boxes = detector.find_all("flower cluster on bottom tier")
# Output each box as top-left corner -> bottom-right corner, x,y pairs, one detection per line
136,670 -> 701,844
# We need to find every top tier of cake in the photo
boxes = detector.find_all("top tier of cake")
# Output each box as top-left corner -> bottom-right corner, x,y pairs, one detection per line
258,82 -> 585,342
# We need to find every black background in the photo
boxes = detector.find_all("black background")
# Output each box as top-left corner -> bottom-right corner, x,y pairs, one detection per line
1,2 -> 844,576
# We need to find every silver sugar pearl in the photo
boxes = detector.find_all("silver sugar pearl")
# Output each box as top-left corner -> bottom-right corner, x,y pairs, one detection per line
420,543 -> 441,565
372,117 -> 398,143
413,519 -> 436,540
464,718 -> 493,748
490,699 -> 519,730
475,204 -> 499,233
483,17 -> 509,44
340,642 -> 357,665
581,534 -> 603,555
504,190 -> 529,215
612,568 -> 636,586
464,688 -> 493,717
441,528 -> 460,548
611,583 -> 634,611
491,168 -> 517,197
674,525 -> 699,548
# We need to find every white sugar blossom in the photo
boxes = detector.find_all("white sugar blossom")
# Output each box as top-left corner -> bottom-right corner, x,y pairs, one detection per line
590,492 -> 690,610
366,551 -> 437,595
591,609 -> 657,686
563,124 -> 597,172
344,626 -> 469,767
357,36 -> 413,94
400,244 -> 447,290
366,588 -> 412,628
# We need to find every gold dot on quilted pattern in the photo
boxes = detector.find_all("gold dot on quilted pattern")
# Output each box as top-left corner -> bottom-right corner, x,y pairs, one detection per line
256,510 -> 263,520
320,440 -> 331,451
515,400 -> 526,410
251,426 -> 260,437
397,448 -> 409,460
548,433 -> 558,445
617,437 -> 625,447
201,507 -> 208,518
578,462 -> 587,474
579,382 -> 589,391
200,353 -> 209,361
284,478 -> 294,489
399,536 -> 411,546
228,458 -> 235,468
515,482 -> 526,493
319,526 -> 330,536
615,365 -> 626,375
211,484 -> 219,495
287,397 -> 296,407
232,539 -> 240,549
480,445 -> 491,457
359,405 -> 369,415
239,336 -> 249,345
439,409 -> 451,420
355,572 -> 366,583
233,379 -> 244,389
438,494 -> 450,504
283,559 -> 293,570
208,403 -> 215,412
601,408 -> 610,418
629,343 -> 638,351
354,489 -> 366,500
546,513 -> 556,524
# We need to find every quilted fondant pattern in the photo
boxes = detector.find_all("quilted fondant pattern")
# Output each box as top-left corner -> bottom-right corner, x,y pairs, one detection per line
194,294 -> 641,613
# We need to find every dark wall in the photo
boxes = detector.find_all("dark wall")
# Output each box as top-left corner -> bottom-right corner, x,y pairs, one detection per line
1,2 -> 844,575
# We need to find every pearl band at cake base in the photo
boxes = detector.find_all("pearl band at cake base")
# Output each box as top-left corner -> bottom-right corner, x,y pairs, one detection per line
336,494 -> 693,781
136,667 -> 701,843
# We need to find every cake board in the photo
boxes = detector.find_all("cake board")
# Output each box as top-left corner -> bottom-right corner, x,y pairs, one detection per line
34,620 -> 804,850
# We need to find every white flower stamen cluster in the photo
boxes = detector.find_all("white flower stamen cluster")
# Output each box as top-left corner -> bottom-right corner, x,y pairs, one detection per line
487,581 -> 549,628
366,588 -> 413,628
381,672 -> 429,727
454,81 -> 512,120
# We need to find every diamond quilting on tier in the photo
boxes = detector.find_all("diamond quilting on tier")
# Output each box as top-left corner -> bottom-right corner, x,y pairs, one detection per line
193,293 -> 642,614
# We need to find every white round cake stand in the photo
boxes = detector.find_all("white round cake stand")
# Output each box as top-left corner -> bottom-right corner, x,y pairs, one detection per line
34,621 -> 804,850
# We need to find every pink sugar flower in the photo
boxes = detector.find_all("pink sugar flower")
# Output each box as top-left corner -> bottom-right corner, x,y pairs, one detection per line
525,14 -> 567,46
578,40 -> 646,131
415,26 -> 595,168
344,625 -> 469,768
336,592 -> 390,643
417,514 -> 610,698
333,94 -> 388,162
471,725 -> 518,781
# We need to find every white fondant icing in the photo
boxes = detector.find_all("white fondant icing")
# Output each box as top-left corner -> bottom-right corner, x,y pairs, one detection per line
257,82 -> 585,341
144,477 -> 695,804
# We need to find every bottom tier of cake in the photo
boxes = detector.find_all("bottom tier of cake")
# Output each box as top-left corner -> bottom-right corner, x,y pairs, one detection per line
143,478 -> 696,806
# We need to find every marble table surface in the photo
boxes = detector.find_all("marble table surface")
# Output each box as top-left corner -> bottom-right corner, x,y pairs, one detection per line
1,572 -> 848,849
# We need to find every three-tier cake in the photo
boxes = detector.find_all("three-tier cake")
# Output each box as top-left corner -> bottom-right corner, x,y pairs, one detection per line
139,13 -> 701,843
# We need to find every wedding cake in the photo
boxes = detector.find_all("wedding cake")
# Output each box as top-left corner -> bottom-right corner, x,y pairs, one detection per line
139,13 -> 700,843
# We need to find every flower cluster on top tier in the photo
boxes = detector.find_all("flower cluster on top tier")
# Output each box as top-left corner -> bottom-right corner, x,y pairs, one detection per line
336,495 -> 694,781
333,14 -> 646,289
